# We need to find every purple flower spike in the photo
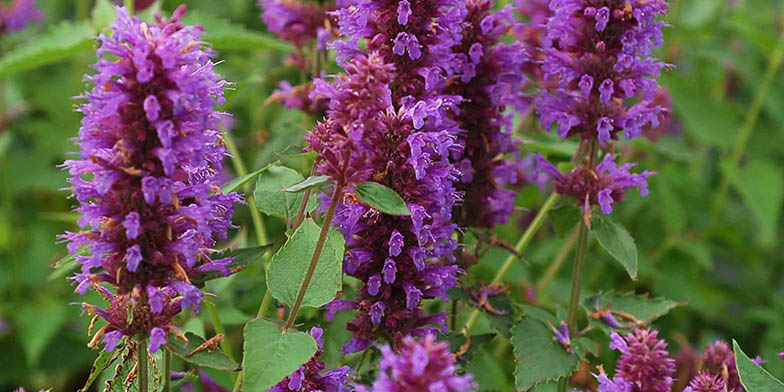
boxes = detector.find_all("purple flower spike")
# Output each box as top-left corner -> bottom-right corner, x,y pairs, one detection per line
683,373 -> 726,392
362,335 -> 475,392
609,329 -> 675,392
0,0 -> 43,34
258,0 -> 333,48
61,6 -> 239,352
268,327 -> 351,392
536,0 -> 670,142
701,340 -> 743,392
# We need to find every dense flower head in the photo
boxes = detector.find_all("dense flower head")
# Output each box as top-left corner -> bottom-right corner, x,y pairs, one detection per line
683,373 -> 726,392
701,340 -> 743,392
445,0 -> 530,228
535,153 -> 653,220
514,0 -> 550,84
60,6 -> 239,352
0,0 -> 42,33
259,0 -> 335,48
536,0 -> 670,142
313,52 -> 464,353
608,328 -> 676,392
359,335 -> 474,392
269,80 -> 330,116
269,327 -> 352,392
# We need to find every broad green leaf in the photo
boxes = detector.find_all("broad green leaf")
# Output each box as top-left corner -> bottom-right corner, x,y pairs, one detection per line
355,182 -> 411,216
81,342 -> 124,392
511,316 -> 579,390
243,318 -> 318,391
283,175 -> 330,193
584,292 -> 679,332
0,22 -> 95,78
593,218 -> 638,280
254,165 -> 317,222
182,11 -> 291,52
191,245 -> 273,286
267,219 -> 345,308
723,159 -> 783,247
549,204 -> 580,237
167,332 -> 240,372
733,340 -> 784,391
222,166 -> 268,193
15,301 -> 67,366
447,333 -> 496,363
104,343 -> 161,392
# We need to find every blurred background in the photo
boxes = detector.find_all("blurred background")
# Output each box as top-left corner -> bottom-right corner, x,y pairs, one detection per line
0,0 -> 782,390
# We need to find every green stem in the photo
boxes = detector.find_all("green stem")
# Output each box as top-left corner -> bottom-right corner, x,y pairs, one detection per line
137,335 -> 148,392
462,193 -> 560,335
557,222 -> 589,392
206,301 -> 236,361
709,28 -> 784,228
163,348 -> 171,392
124,0 -> 134,14
285,184 -> 344,330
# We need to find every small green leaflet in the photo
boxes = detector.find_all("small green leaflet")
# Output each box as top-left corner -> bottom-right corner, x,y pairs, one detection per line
354,182 -> 411,216
733,340 -> 784,391
254,164 -> 318,223
511,316 -> 579,390
191,245 -> 273,286
592,217 -> 638,280
80,341 -> 125,392
167,332 -> 240,372
283,175 -> 330,193
583,292 -> 679,333
243,318 -> 318,391
222,166 -> 268,193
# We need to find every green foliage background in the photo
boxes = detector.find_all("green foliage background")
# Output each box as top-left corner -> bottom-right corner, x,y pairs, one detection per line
0,0 -> 782,390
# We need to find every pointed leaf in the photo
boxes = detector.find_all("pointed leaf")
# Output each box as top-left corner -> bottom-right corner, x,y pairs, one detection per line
584,292 -> 679,333
283,175 -> 330,193
167,332 -> 240,371
243,318 -> 318,391
511,316 -> 579,390
733,340 -> 784,391
222,166 -> 267,193
355,182 -> 411,216
81,343 -> 124,391
254,165 -> 317,222
267,219 -> 344,308
191,245 -> 273,286
593,218 -> 638,280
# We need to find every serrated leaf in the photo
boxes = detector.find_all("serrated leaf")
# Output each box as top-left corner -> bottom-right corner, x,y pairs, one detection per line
549,204 -> 580,237
0,22 -> 95,78
354,182 -> 411,216
222,166 -> 268,193
182,11 -> 290,52
254,165 -> 317,222
81,342 -> 124,392
283,175 -> 330,193
267,219 -> 344,308
723,159 -> 783,247
584,292 -> 679,332
191,245 -> 273,286
733,340 -> 784,391
242,318 -> 318,391
511,316 -> 579,390
593,218 -> 638,280
167,332 -> 240,372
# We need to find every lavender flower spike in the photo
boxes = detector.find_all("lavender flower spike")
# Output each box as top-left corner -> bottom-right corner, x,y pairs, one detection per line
61,6 -> 240,353
268,327 -> 351,392
359,335 -> 475,392
609,328 -> 675,392
683,373 -> 726,392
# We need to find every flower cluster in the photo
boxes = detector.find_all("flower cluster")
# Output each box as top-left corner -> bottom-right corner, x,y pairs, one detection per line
259,0 -> 334,49
269,327 -> 351,392
536,0 -> 670,142
513,0 -> 550,85
61,6 -> 239,353
700,340 -> 744,392
0,0 -> 42,33
596,329 -> 675,392
358,335 -> 475,392
535,153 -> 653,222
311,0 -> 468,353
683,373 -> 726,392
446,0 -> 530,228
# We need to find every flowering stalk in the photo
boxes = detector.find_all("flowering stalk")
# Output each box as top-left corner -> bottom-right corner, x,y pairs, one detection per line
138,336 -> 148,392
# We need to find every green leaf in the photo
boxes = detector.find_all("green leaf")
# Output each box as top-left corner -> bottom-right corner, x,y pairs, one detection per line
191,245 -> 273,286
222,166 -> 268,193
723,159 -> 783,247
254,165 -> 317,223
283,175 -> 330,193
0,21 -> 95,78
584,292 -> 679,333
549,204 -> 580,237
47,251 -> 81,282
733,340 -> 784,391
267,219 -> 345,308
242,318 -> 318,391
511,316 -> 579,390
81,343 -> 124,392
592,218 -> 638,280
91,0 -> 117,31
167,332 -> 240,372
182,11 -> 291,52
447,333 -> 496,364
354,182 -> 411,216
